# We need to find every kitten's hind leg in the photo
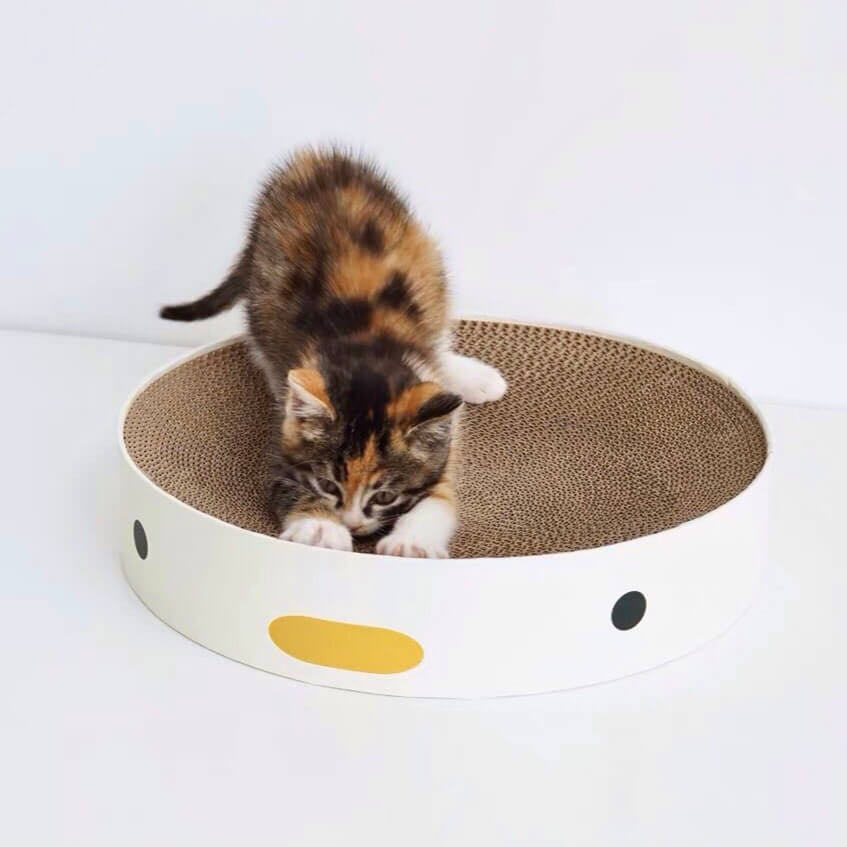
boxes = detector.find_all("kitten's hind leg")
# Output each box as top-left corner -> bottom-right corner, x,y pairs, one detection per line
439,351 -> 507,404
247,337 -> 284,398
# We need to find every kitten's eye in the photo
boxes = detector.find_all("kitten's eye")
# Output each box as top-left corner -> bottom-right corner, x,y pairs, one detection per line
316,478 -> 342,499
370,490 -> 397,507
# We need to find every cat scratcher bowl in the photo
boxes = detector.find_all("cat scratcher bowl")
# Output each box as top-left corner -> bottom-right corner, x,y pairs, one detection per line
120,319 -> 769,698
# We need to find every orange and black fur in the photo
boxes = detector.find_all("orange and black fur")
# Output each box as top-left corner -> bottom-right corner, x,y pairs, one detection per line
161,148 -> 505,557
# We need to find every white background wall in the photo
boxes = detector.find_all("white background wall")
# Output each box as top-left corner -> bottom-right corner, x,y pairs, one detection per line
2,1 -> 844,406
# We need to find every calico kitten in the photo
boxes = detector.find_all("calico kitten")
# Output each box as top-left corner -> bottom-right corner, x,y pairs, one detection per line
160,148 -> 505,557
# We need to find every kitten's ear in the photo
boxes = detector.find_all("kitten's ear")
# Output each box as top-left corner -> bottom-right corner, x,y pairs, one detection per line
397,382 -> 462,446
286,368 -> 334,420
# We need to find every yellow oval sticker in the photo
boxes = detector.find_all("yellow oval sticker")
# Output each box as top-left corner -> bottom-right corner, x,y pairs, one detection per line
268,615 -> 424,674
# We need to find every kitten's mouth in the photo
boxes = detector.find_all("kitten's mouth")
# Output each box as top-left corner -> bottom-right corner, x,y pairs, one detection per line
351,525 -> 388,539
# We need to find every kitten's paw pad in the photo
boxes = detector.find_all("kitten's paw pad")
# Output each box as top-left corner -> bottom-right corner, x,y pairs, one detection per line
281,518 -> 353,552
376,533 -> 448,559
447,356 -> 507,404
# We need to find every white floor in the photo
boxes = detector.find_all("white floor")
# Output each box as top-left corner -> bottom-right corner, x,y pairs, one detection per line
1,329 -> 844,847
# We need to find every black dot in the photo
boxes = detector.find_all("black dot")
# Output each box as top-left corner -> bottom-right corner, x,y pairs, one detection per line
133,520 -> 148,560
611,591 -> 646,630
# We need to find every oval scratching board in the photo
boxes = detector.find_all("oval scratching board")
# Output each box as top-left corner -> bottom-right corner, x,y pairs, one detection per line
120,320 -> 769,697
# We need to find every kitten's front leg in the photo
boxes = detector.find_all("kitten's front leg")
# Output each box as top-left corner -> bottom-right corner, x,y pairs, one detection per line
271,463 -> 353,552
280,507 -> 353,552
376,485 -> 456,559
440,351 -> 507,405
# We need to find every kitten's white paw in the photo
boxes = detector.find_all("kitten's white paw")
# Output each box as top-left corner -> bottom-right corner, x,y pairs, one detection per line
281,517 -> 353,552
376,532 -> 448,559
461,363 -> 507,404
442,354 -> 507,404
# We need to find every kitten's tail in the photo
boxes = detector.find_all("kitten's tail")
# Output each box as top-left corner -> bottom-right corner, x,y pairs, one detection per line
159,260 -> 248,322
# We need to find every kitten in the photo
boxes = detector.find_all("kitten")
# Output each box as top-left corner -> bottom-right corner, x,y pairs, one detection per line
160,148 -> 506,557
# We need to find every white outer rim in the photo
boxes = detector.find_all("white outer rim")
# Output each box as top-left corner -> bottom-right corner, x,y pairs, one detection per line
119,318 -> 770,697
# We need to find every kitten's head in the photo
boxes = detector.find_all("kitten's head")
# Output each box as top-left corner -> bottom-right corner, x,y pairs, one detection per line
281,367 -> 461,537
